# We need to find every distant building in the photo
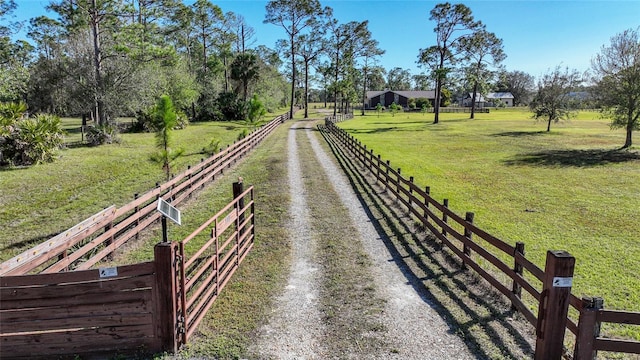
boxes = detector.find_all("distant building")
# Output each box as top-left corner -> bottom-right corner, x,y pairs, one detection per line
463,92 -> 514,107
366,90 -> 436,109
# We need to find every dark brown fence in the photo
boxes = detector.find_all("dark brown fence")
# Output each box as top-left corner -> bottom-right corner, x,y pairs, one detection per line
0,182 -> 254,359
321,120 -> 640,359
178,182 -> 255,343
1,262 -> 161,359
0,111 -> 289,277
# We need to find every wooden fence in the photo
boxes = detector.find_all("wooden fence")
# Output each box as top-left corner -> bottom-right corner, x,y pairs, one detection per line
321,120 -> 640,359
0,111 -> 289,277
0,182 -> 255,359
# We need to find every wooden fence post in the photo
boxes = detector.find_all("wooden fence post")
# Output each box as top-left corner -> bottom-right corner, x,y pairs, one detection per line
233,179 -> 245,241
134,193 -> 140,240
511,242 -> 525,311
105,221 -> 113,260
385,160 -> 391,190
573,297 -> 603,360
423,186 -> 430,223
442,199 -> 449,236
463,212 -> 474,269
187,165 -> 192,198
154,242 -> 180,353
409,176 -> 414,213
535,250 -> 575,360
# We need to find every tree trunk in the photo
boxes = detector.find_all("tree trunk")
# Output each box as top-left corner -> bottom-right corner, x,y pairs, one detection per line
361,61 -> 368,116
90,0 -> 105,127
470,81 -> 478,119
434,55 -> 445,124
333,47 -> 340,117
289,35 -> 295,120
304,61 -> 309,119
223,55 -> 228,92
547,118 -> 552,132
624,127 -> 633,148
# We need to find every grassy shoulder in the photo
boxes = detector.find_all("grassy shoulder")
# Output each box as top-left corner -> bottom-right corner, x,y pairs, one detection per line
109,119 -> 293,359
0,114 -> 283,262
337,109 -> 640,336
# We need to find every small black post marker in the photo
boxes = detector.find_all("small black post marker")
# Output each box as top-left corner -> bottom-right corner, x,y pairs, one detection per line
162,215 -> 168,243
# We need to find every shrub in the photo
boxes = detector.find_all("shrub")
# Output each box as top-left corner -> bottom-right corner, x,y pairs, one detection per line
407,98 -> 417,110
246,95 -> 266,126
0,105 -> 64,166
217,92 -> 246,121
86,124 -> 119,146
415,97 -> 432,110
237,128 -> 249,141
202,138 -> 221,156
133,108 -> 189,133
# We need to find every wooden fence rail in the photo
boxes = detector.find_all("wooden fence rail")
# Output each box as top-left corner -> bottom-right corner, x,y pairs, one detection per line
1,182 -> 255,359
321,119 -> 640,359
1,111 -> 289,277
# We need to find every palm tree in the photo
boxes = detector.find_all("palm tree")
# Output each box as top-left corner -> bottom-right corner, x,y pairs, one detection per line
230,53 -> 260,103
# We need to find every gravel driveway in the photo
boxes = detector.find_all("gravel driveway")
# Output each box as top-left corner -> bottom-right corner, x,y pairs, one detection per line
250,119 -> 477,359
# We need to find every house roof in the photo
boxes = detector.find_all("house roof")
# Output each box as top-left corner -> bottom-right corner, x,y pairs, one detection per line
487,92 -> 514,99
366,90 -> 435,100
465,92 -> 514,102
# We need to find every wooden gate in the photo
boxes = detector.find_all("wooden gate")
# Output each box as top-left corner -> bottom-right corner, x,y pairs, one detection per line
0,262 -> 164,359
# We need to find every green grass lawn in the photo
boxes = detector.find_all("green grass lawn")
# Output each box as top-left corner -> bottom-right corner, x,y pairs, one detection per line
0,115 -> 280,261
338,109 -> 640,331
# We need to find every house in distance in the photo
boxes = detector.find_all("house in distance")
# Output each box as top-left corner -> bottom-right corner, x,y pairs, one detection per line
366,90 -> 435,109
462,92 -> 514,107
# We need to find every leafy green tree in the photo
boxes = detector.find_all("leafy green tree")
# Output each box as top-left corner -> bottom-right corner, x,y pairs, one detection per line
459,28 -> 505,118
421,103 -> 429,116
591,28 -> 640,148
530,66 -> 581,132
389,102 -> 400,117
375,102 -> 382,117
296,16 -> 326,118
246,94 -> 266,126
192,0 -> 223,76
495,70 -> 535,106
326,18 -> 369,115
264,0 -> 323,119
359,29 -> 385,115
386,67 -> 412,90
440,88 -> 452,107
412,74 -> 431,91
418,2 -> 481,124
149,95 -> 183,180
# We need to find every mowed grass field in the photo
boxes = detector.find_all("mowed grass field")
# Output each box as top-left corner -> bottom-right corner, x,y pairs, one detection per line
0,115 -> 277,261
338,108 -> 640,336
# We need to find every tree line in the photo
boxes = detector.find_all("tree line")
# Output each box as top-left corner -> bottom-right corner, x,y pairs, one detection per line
1,0 -> 638,165
0,0 -> 288,129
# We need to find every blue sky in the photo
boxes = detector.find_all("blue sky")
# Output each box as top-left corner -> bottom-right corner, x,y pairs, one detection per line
9,0 -> 640,79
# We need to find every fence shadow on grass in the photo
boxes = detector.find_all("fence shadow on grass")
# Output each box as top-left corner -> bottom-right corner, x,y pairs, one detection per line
318,125 -> 535,360
505,148 -> 640,167
493,131 -> 547,137
0,232 -> 58,252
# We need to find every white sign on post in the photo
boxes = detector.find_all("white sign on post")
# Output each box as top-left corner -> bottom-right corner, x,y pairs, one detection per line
552,277 -> 573,288
99,267 -> 118,278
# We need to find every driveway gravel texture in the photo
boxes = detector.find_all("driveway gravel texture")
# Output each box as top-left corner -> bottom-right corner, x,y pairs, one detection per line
250,119 -> 488,359
174,116 -> 535,360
